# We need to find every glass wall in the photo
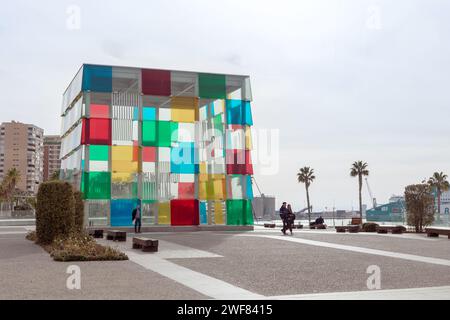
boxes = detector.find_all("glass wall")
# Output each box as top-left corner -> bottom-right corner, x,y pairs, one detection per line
61,64 -> 254,227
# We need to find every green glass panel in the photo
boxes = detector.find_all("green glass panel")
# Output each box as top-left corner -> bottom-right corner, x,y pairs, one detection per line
213,114 -> 224,135
226,199 -> 253,226
142,121 -> 157,146
199,74 -> 226,99
90,145 -> 109,161
83,172 -> 111,200
170,122 -> 179,143
243,200 -> 254,225
157,121 -> 173,147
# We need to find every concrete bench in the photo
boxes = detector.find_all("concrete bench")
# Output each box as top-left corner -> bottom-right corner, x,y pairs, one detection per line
133,237 -> 159,252
88,229 -> 104,239
335,225 -> 360,233
310,223 -> 327,230
335,226 -> 347,233
106,230 -> 127,242
425,227 -> 450,239
376,225 -> 404,234
264,223 -> 276,228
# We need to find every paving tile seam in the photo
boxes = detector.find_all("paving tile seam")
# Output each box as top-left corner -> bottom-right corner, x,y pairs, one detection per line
126,251 -> 264,300
265,285 -> 450,300
236,234 -> 450,267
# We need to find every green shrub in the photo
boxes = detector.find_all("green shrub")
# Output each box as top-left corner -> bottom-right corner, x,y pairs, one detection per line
36,181 -> 75,244
50,233 -> 128,262
362,222 -> 379,232
25,231 -> 37,242
73,190 -> 84,233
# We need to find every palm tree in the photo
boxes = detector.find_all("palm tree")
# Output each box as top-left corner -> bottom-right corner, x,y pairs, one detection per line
427,172 -> 450,222
297,167 -> 315,225
2,168 -> 21,211
350,161 -> 369,223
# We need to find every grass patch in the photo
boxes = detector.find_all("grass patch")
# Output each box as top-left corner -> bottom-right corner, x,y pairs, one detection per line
26,231 -> 128,262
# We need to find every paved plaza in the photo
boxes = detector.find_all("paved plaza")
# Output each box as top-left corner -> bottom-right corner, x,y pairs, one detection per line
1,226 -> 450,299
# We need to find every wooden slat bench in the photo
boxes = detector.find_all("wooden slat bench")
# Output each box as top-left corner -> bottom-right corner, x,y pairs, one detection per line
106,230 -> 127,242
376,225 -> 404,234
425,227 -> 450,239
88,229 -> 104,239
133,237 -> 159,252
311,223 -> 326,230
351,217 -> 362,225
264,223 -> 276,228
292,224 -> 303,229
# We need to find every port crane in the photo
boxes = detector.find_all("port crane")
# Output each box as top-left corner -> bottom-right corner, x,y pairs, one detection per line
365,178 -> 377,209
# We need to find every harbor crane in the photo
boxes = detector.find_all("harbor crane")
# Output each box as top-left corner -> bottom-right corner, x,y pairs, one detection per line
365,178 -> 377,209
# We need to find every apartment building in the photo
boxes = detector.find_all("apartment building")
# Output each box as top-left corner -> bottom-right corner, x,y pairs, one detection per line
0,121 -> 44,194
43,135 -> 61,181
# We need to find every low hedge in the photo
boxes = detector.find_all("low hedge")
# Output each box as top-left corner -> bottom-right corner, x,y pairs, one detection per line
362,222 -> 379,232
50,233 -> 128,262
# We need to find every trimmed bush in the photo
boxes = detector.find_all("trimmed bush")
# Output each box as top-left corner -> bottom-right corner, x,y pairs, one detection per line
73,190 -> 84,233
362,222 -> 379,232
36,181 -> 75,244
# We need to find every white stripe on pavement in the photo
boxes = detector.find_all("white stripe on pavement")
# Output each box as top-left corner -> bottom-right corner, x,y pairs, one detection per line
126,251 -> 263,300
266,285 -> 450,300
237,234 -> 450,267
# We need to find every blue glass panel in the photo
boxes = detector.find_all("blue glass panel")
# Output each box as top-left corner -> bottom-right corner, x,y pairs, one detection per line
133,107 -> 139,120
143,107 -> 156,120
200,201 -> 207,224
226,100 -> 252,125
171,142 -> 199,174
246,175 -> 254,199
111,199 -> 139,227
82,64 -> 112,92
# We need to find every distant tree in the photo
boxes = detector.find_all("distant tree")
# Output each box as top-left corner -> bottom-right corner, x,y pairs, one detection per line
404,184 -> 434,232
0,168 -> 21,211
350,161 -> 369,223
427,172 -> 449,222
50,170 -> 61,181
297,167 -> 315,225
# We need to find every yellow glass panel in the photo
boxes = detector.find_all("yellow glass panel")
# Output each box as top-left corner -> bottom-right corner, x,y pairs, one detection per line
199,181 -> 207,200
171,97 -> 198,122
112,146 -> 138,172
213,178 -> 225,200
112,161 -> 138,173
112,172 -> 134,183
199,162 -> 207,174
245,126 -> 252,150
112,146 -> 134,160
214,201 -> 224,225
158,202 -> 171,225
172,108 -> 195,122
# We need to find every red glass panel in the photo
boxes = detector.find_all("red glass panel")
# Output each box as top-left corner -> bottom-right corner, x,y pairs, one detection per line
83,118 -> 111,145
90,104 -> 109,118
178,182 -> 195,199
142,69 -> 171,96
142,147 -> 156,162
170,199 -> 199,226
226,150 -> 253,174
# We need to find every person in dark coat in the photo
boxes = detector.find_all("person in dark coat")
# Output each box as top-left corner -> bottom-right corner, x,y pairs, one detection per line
279,202 -> 288,235
286,204 -> 296,235
132,204 -> 142,233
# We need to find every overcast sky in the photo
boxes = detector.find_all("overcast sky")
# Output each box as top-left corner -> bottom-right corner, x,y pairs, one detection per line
1,0 -> 449,211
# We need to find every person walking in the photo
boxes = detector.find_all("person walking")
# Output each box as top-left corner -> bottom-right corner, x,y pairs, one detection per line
286,204 -> 296,235
279,202 -> 289,235
132,204 -> 142,233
